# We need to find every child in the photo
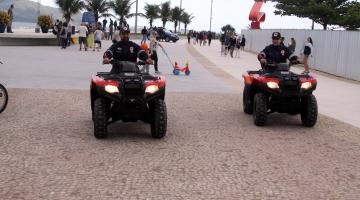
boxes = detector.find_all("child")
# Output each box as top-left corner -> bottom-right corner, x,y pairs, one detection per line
140,41 -> 150,73
94,27 -> 103,52
149,36 -> 163,74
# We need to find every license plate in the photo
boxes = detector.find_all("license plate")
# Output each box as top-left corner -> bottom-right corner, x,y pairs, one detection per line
281,71 -> 290,75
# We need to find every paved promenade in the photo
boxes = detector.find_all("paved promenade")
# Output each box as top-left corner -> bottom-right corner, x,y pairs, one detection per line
190,40 -> 360,128
0,38 -> 360,199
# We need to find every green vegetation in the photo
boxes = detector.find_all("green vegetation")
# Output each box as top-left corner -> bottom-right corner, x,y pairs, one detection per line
272,0 -> 360,30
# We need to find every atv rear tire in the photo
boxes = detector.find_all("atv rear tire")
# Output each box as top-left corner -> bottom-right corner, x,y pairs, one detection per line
0,83 -> 8,114
93,98 -> 108,139
253,93 -> 267,126
151,99 -> 167,139
301,94 -> 318,127
243,85 -> 253,114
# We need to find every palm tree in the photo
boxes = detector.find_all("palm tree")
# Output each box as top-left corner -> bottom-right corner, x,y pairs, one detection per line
110,0 -> 145,28
180,12 -> 194,34
84,0 -> 111,23
144,3 -> 160,27
171,6 -> 183,33
160,1 -> 171,28
56,0 -> 85,23
110,0 -> 134,27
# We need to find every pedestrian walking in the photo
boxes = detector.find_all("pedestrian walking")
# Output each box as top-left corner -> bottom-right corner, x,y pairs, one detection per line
60,22 -> 68,49
208,31 -> 213,46
108,24 -> 113,40
288,37 -> 296,54
78,22 -> 88,51
240,34 -> 246,51
187,31 -> 191,44
7,4 -> 14,33
102,18 -> 107,30
302,37 -> 313,73
114,20 -> 118,30
87,25 -> 95,49
229,34 -> 237,58
94,27 -> 103,52
150,37 -> 163,74
66,23 -> 72,46
141,26 -> 148,43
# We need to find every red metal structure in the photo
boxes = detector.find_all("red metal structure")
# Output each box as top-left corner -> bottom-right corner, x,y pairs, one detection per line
249,0 -> 266,29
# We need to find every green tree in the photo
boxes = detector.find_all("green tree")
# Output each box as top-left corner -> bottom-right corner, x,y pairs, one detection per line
56,0 -> 85,23
272,0 -> 348,30
144,3 -> 160,27
171,6 -> 183,33
110,0 -> 134,27
339,1 -> 360,30
160,1 -> 171,28
84,0 -> 111,23
221,24 -> 235,34
180,12 -> 194,34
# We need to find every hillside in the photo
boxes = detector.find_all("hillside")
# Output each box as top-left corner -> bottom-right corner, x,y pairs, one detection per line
0,0 -> 81,23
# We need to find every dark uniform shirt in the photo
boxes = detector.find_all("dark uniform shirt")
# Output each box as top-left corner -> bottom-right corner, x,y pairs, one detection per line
260,44 -> 291,64
104,40 -> 148,62
104,40 -> 148,73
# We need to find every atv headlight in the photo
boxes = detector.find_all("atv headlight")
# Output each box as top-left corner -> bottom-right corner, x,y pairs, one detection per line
301,82 -> 312,90
105,85 -> 119,93
145,85 -> 159,94
266,81 -> 279,89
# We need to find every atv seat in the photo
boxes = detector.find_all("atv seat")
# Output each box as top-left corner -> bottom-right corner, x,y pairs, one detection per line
276,63 -> 290,71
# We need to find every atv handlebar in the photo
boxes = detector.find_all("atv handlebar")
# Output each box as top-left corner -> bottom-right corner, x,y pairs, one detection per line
106,60 -> 151,66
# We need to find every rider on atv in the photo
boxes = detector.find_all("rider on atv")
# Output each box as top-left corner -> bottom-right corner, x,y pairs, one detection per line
103,27 -> 152,72
257,32 -> 291,72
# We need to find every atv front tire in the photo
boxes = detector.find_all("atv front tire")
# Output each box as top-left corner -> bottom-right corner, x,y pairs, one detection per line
253,93 -> 267,126
301,94 -> 318,127
151,99 -> 167,139
243,85 -> 253,114
93,98 -> 108,139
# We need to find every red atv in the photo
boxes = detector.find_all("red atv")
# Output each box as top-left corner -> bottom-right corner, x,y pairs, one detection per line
90,61 -> 167,139
242,63 -> 318,127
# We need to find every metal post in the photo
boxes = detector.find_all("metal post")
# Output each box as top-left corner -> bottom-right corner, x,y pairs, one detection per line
210,0 -> 213,32
135,0 -> 138,33
179,0 -> 182,33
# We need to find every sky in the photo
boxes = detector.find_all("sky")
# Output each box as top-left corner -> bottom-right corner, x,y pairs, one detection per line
33,0 -> 324,32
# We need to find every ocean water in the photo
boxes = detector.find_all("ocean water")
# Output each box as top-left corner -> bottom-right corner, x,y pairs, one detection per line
12,22 -> 37,29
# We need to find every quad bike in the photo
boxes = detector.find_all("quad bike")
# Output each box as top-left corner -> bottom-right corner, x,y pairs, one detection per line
90,60 -> 167,139
242,62 -> 318,127
0,61 -> 8,114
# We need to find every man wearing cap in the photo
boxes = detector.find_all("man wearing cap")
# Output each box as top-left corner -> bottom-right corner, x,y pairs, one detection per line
257,32 -> 291,72
103,27 -> 152,73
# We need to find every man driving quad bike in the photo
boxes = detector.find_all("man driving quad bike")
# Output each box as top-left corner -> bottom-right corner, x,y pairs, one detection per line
242,32 -> 318,127
91,27 -> 167,139
257,32 -> 292,72
103,27 -> 152,71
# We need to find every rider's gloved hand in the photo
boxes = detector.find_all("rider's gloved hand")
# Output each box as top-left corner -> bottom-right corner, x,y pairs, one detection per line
260,58 -> 267,65
103,58 -> 110,64
146,58 -> 153,64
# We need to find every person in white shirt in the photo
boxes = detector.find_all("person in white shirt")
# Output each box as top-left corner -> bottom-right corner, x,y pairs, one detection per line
78,23 -> 88,51
94,27 -> 104,52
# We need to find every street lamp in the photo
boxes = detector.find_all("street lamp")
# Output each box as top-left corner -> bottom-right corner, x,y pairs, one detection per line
135,0 -> 138,33
179,0 -> 182,33
210,0 -> 213,32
